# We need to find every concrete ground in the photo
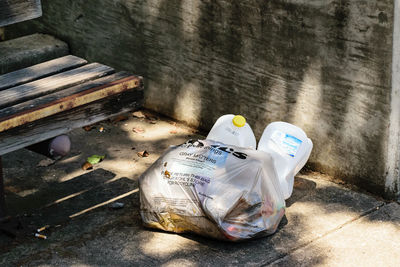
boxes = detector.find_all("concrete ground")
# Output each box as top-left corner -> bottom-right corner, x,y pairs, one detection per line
0,109 -> 399,266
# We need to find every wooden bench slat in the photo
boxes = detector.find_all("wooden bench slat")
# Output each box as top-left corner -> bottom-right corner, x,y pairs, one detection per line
0,55 -> 88,91
0,72 -> 132,119
0,63 -> 114,109
0,72 -> 141,132
0,0 -> 42,27
0,87 -> 144,156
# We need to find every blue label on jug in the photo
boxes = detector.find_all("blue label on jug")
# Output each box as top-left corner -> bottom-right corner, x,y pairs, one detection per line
271,131 -> 302,157
282,134 -> 302,157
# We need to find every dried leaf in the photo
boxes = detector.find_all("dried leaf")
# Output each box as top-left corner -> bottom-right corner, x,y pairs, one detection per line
5,185 -> 20,193
132,127 -> 145,134
87,155 -> 105,164
82,162 -> 93,170
37,158 -> 55,167
83,125 -> 94,131
111,115 -> 128,123
137,150 -> 149,157
132,111 -> 146,119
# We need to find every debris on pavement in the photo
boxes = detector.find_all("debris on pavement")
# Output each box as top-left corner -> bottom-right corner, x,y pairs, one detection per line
87,155 -> 105,165
137,150 -> 149,158
169,130 -> 178,134
132,110 -> 158,124
34,233 -> 47,240
82,155 -> 105,170
82,162 -> 93,170
37,158 -> 55,167
132,110 -> 146,119
132,127 -> 145,134
108,202 -> 125,210
83,125 -> 95,131
139,139 -> 286,241
36,225 -> 50,233
33,224 -> 51,240
99,127 -> 105,132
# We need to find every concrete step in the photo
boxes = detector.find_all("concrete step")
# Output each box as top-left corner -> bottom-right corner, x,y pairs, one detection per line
0,33 -> 68,75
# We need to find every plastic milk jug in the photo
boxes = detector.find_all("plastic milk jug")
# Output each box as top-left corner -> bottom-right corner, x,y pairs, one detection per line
258,122 -> 313,199
206,115 -> 257,149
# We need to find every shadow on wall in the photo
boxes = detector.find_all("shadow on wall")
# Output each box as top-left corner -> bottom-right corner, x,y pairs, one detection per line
4,0 -> 394,195
0,1 -> 11,40
134,0 -> 392,195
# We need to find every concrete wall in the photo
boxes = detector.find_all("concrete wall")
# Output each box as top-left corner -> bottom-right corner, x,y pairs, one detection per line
387,0 -> 400,198
6,0 -> 398,198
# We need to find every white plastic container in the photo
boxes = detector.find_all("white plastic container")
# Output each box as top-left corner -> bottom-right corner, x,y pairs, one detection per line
258,122 -> 313,199
206,114 -> 257,149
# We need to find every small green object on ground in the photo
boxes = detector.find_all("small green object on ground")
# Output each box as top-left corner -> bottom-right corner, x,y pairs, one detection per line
87,155 -> 105,165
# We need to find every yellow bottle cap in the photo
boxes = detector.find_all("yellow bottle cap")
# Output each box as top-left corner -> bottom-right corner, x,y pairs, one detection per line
232,115 -> 246,127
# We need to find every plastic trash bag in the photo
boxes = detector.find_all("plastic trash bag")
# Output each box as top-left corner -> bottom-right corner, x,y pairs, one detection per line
139,139 -> 286,241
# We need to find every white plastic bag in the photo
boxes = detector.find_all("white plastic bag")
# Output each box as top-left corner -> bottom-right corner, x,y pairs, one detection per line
139,139 -> 286,241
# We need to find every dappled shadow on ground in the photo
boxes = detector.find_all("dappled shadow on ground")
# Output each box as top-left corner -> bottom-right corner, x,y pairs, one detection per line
12,176 -> 389,266
0,110 -> 394,266
0,110 -> 201,256
1,115 -> 389,266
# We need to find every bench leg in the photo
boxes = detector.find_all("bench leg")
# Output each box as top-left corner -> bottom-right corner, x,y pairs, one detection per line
0,156 -> 22,238
0,156 -> 6,219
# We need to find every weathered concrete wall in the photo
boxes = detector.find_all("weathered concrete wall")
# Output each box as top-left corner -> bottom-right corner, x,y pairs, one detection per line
5,0 -> 397,197
387,0 -> 400,198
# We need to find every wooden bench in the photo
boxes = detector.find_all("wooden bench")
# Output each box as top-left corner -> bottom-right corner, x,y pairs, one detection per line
0,1 -> 144,224
0,55 -> 144,219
